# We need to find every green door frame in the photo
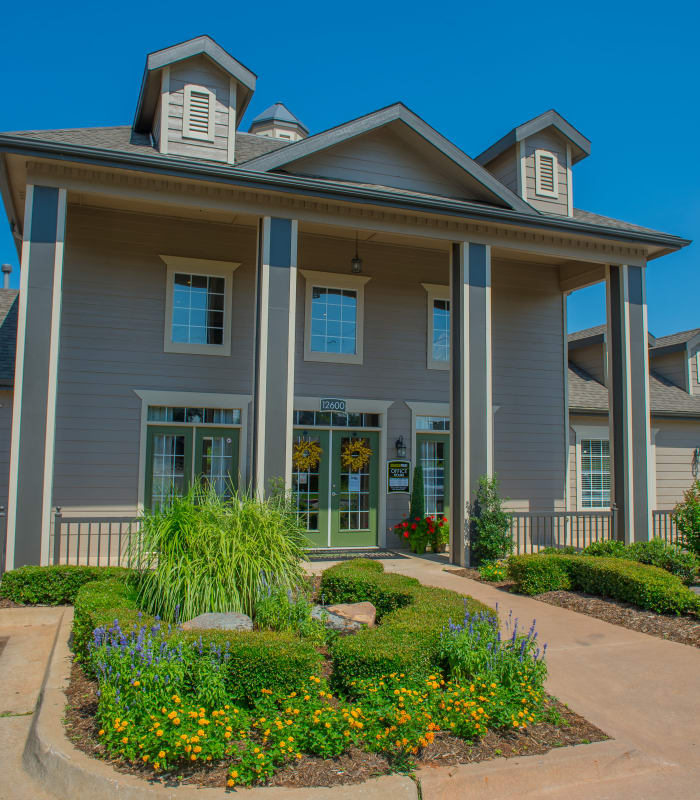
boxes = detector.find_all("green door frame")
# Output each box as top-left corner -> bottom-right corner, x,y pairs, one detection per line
330,430 -> 379,547
292,429 -> 330,548
194,427 -> 240,492
416,432 -> 450,519
145,426 -> 194,511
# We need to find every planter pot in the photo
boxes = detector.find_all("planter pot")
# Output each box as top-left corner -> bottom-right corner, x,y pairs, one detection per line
410,540 -> 427,554
431,541 -> 448,553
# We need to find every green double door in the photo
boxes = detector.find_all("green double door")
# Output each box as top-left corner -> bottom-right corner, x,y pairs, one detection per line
145,426 -> 240,509
292,429 -> 379,548
416,432 -> 450,518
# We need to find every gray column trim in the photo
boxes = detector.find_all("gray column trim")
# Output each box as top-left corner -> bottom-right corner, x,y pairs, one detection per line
6,184 -> 67,568
253,216 -> 298,495
606,264 -> 652,543
449,242 -> 493,567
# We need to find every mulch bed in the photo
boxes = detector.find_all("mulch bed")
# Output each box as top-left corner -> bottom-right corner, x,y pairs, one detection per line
0,597 -> 22,609
445,568 -> 700,649
64,661 -> 607,789
535,590 -> 700,648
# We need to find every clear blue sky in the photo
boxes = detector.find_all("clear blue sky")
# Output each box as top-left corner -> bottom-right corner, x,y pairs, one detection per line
1,1 -> 697,336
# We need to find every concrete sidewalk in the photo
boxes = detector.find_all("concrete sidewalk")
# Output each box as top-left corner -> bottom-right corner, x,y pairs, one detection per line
311,553 -> 700,799
0,606 -> 67,800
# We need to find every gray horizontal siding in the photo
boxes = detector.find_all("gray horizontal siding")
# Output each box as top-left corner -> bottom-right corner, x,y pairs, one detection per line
53,206 -> 257,514
570,342 -> 606,384
523,130 -> 569,216
485,147 -> 518,194
654,419 -> 700,508
650,350 -> 687,391
0,390 -> 12,512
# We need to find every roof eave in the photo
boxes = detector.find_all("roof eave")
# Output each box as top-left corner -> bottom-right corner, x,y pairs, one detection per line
0,134 -> 690,252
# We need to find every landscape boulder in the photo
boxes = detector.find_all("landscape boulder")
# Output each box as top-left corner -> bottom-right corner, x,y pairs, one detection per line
311,601 -> 377,633
181,612 -> 253,631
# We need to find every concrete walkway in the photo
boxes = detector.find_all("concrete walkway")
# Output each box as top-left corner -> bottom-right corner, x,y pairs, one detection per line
311,553 -> 700,798
0,606 -> 66,800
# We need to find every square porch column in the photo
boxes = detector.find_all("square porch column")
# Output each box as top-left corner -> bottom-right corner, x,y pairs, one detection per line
606,264 -> 652,543
253,217 -> 298,495
6,185 -> 67,568
449,242 -> 493,566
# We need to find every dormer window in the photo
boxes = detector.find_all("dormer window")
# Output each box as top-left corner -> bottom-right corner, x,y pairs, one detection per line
183,84 -> 215,141
535,149 -> 558,198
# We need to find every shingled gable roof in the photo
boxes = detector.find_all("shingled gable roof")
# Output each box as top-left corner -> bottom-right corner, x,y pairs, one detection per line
238,103 -> 534,213
475,109 -> 591,167
568,325 -> 657,350
133,36 -> 257,135
649,327 -> 700,355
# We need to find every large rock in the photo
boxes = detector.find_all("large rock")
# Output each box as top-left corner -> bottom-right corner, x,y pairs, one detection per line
181,612 -> 253,631
311,605 -> 365,633
327,602 -> 376,627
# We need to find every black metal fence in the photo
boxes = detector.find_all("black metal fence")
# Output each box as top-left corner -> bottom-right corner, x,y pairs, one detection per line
509,510 -> 614,554
49,509 -> 141,567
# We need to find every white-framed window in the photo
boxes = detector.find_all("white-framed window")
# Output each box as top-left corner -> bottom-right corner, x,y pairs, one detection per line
160,255 -> 240,356
422,283 -> 450,370
580,439 -> 611,509
183,84 -> 216,142
535,149 -> 559,198
300,269 -> 370,365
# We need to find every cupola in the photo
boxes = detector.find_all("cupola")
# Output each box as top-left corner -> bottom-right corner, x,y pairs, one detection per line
248,102 -> 308,142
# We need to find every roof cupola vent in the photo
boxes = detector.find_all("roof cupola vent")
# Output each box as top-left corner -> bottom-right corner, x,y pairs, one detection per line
248,102 -> 308,141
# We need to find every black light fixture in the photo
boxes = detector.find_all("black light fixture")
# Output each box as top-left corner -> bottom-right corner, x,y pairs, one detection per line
351,231 -> 363,274
395,435 -> 407,459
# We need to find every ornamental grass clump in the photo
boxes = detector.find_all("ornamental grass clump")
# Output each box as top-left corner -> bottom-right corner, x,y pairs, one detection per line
132,485 -> 306,622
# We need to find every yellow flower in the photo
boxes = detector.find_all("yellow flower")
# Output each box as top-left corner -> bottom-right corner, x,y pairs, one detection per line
230,770 -> 239,779
227,779 -> 235,788
133,681 -> 140,687
142,755 -> 149,762
121,737 -> 128,744
156,730 -> 163,737
98,730 -> 104,736
158,750 -> 165,759
173,718 -> 180,726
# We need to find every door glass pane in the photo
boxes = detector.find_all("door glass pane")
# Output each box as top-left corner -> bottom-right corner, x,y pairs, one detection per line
339,437 -> 371,530
151,434 -> 186,508
200,435 -> 232,498
291,435 -> 322,531
420,439 -> 446,516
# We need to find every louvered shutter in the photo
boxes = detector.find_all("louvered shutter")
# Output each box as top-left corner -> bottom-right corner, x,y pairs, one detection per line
535,150 -> 559,197
183,85 -> 214,141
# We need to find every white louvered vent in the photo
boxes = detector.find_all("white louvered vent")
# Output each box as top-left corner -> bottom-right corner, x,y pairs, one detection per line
535,150 -> 559,198
183,85 -> 215,142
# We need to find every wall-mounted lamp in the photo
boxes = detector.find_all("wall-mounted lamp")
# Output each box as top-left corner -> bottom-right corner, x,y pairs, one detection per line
351,231 -> 363,274
395,436 -> 407,459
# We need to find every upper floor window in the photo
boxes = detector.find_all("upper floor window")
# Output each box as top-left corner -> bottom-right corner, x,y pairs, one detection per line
535,149 -> 559,198
183,85 -> 215,142
301,269 -> 370,365
422,284 -> 450,370
160,255 -> 240,356
580,439 -> 610,508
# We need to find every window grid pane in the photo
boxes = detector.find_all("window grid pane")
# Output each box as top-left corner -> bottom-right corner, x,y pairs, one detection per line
291,435 -> 321,531
292,411 -> 380,428
172,273 -> 225,346
580,439 -> 611,508
339,437 -> 371,530
310,286 -> 357,354
433,298 -> 450,362
416,415 -> 450,431
147,406 -> 241,425
151,434 -> 186,508
200,436 -> 232,499
420,440 -> 446,516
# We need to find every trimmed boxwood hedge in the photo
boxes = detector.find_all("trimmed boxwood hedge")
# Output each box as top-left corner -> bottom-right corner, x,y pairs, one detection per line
508,554 -> 700,615
0,565 -> 132,606
320,559 -> 493,694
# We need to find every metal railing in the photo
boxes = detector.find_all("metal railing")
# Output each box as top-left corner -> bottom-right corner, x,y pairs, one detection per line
49,508 -> 141,567
508,510 -> 614,554
651,510 -> 680,545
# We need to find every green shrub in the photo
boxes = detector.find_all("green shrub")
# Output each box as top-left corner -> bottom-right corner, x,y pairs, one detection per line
132,485 -> 306,622
627,539 -> 699,585
584,540 -> 627,557
322,560 -> 492,694
672,480 -> 700,556
253,587 -> 325,644
470,476 -> 513,565
0,565 -> 131,606
507,554 -> 572,594
508,554 -> 699,615
540,545 -> 580,555
478,560 -> 508,581
409,463 -> 425,521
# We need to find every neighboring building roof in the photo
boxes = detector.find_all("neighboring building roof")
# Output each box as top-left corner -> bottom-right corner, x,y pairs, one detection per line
0,289 -> 18,388
133,36 -> 256,134
649,327 -> 700,355
475,109 -> 591,167
568,362 -> 700,417
250,103 -> 309,134
568,325 -> 657,349
5,126 -> 288,165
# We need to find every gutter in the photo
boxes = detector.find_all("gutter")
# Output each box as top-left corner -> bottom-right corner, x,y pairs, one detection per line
0,134 -> 691,253
570,406 -> 700,420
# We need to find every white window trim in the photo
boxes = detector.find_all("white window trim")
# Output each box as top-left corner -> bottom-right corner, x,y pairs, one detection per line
134,389 -> 252,513
534,149 -> 559,199
300,269 -> 370,365
422,283 -> 450,370
182,84 -> 216,142
161,255 -> 240,357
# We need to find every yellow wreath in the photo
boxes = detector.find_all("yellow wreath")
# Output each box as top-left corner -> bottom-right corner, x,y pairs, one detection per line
341,438 -> 373,472
292,439 -> 322,471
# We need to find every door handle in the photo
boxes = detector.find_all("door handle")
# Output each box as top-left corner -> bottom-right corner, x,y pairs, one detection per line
332,492 -> 337,496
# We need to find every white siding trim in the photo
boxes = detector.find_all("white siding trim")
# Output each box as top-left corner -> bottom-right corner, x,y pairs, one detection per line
182,84 -> 216,142
534,149 -> 559,198
284,221 -> 299,490
6,185 -> 34,570
300,269 -> 370,365
421,282 -> 450,370
40,187 -> 67,565
227,79 -> 237,165
134,389 -> 252,512
517,141 -> 526,200
566,143 -> 573,217
159,67 -> 170,155
160,255 -> 240,356
562,292 -> 570,511
254,219 -> 270,495
684,344 -> 692,394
